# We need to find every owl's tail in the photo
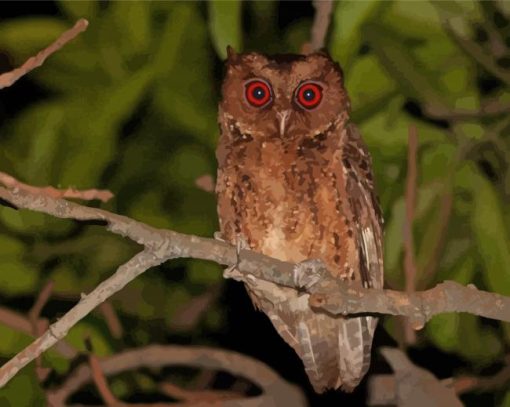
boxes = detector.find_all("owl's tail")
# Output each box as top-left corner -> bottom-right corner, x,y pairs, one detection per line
269,304 -> 377,393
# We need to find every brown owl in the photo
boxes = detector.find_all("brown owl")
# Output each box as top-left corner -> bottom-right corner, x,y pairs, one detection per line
215,47 -> 383,393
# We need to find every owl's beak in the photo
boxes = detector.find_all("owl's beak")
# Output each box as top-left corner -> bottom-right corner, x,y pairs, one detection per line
276,110 -> 291,137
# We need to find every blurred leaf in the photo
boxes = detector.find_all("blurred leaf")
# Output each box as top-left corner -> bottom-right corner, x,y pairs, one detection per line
153,4 -> 217,145
452,121 -> 484,141
503,390 -> 510,407
129,190 -> 173,230
0,18 -> 70,60
111,1 -> 151,57
50,263 -> 83,294
22,103 -> 65,185
330,0 -> 387,72
187,260 -> 222,286
426,313 -> 461,352
165,145 -> 214,188
0,204 -> 70,236
66,321 -> 112,356
151,4 -> 193,78
346,55 -> 397,121
0,235 -> 25,259
0,369 -> 43,405
384,183 -> 439,287
0,324 -> 32,356
384,196 -> 405,286
381,0 -> 444,39
42,350 -> 71,374
0,258 -> 38,295
360,107 -> 444,159
468,166 -> 510,296
208,0 -> 242,58
365,23 -> 451,113
457,314 -> 503,365
115,278 -> 168,319
419,143 -> 456,184
58,0 -> 99,20
431,0 -> 477,16
59,64 -> 155,186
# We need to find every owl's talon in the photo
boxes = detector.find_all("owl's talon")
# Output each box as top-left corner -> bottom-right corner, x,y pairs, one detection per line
223,234 -> 251,282
214,231 -> 225,242
293,259 -> 328,290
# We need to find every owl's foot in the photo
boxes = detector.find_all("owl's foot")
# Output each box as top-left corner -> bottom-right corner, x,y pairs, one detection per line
213,231 -> 225,242
222,234 -> 251,282
293,259 -> 328,290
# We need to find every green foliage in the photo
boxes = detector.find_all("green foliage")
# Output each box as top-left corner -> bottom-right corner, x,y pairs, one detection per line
208,0 -> 242,58
0,0 -> 510,404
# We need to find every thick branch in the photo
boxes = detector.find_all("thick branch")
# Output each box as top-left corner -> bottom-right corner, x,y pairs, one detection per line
0,185 -> 509,388
308,280 -> 510,329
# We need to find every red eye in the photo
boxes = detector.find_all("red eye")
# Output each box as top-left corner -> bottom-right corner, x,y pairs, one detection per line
296,82 -> 322,109
245,79 -> 272,107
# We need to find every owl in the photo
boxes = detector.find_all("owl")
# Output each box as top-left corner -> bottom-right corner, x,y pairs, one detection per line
215,47 -> 384,393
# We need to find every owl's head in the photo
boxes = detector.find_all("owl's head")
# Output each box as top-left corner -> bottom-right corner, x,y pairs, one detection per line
219,47 -> 350,141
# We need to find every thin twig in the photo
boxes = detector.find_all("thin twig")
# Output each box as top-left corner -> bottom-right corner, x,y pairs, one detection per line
425,99 -> 510,120
98,302 -> 123,339
418,191 -> 453,288
86,338 -> 119,407
0,19 -> 88,89
302,0 -> 334,54
0,171 -> 113,203
169,285 -> 220,331
403,125 -> 418,344
28,280 -> 54,382
310,0 -> 334,51
194,174 -> 215,193
159,381 -> 243,403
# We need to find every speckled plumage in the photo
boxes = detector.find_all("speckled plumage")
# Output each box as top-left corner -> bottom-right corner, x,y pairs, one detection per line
215,49 -> 384,393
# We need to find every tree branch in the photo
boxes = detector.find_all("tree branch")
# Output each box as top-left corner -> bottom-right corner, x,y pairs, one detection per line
46,345 -> 306,407
403,125 -> 418,344
0,184 -> 509,388
0,19 -> 88,89
310,0 -> 334,51
301,0 -> 334,54
0,171 -> 113,203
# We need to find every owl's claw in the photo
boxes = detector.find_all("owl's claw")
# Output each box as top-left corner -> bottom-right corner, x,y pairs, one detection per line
213,231 -> 225,242
293,259 -> 328,290
223,234 -> 253,283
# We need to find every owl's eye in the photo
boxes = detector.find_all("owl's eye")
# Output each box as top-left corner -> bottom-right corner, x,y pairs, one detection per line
295,82 -> 323,109
245,79 -> 272,107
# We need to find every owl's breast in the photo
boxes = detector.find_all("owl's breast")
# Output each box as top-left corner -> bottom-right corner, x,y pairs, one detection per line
216,141 -> 357,279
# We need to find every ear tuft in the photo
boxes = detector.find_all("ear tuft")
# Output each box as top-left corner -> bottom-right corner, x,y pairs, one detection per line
226,45 -> 239,63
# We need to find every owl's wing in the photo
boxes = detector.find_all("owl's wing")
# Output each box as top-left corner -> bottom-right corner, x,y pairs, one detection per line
325,123 -> 384,391
343,123 -> 384,289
